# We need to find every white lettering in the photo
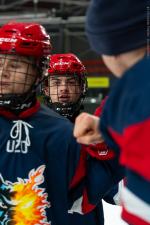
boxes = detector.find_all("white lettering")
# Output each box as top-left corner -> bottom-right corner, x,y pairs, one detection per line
0,38 -> 17,43
6,120 -> 33,154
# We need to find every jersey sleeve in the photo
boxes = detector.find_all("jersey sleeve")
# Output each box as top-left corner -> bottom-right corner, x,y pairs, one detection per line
69,153 -> 125,214
100,57 -> 150,225
69,96 -> 124,214
85,96 -> 115,161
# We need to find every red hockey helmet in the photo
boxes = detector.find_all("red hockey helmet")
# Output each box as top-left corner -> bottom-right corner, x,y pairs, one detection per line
0,22 -> 52,109
44,53 -> 88,121
48,53 -> 86,75
0,21 -> 52,58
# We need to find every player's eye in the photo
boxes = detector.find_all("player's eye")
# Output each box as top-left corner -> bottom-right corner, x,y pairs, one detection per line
9,61 -> 18,69
68,79 -> 76,85
50,80 -> 60,86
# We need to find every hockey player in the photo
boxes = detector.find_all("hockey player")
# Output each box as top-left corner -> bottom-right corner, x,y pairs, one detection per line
74,0 -> 149,225
43,53 -> 87,122
43,53 -> 123,225
43,53 -> 114,161
0,21 -> 82,225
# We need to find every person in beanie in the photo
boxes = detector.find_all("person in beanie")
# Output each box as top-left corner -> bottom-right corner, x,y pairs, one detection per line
74,0 -> 149,225
0,21 -> 82,225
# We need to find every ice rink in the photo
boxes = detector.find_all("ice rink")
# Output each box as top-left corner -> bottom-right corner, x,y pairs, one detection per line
103,201 -> 128,225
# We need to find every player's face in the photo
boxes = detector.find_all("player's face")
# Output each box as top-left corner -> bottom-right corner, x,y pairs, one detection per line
0,54 -> 37,95
46,75 -> 81,103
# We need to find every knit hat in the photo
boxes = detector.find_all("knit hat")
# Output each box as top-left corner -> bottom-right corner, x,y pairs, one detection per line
86,0 -> 147,55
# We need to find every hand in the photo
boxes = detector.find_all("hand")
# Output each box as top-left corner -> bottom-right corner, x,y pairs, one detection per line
74,112 -> 104,145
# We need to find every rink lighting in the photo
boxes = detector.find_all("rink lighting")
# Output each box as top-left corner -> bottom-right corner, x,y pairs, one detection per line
90,98 -> 97,104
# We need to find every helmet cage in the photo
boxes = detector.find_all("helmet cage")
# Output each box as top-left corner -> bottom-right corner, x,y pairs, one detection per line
43,72 -> 88,119
0,22 -> 51,109
0,54 -> 49,109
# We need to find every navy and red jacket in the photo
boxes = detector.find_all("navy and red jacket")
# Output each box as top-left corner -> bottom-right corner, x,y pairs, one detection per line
100,56 -> 150,225
69,98 -> 124,225
86,97 -> 115,161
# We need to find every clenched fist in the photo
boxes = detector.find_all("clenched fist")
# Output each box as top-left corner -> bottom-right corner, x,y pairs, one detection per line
74,112 -> 104,145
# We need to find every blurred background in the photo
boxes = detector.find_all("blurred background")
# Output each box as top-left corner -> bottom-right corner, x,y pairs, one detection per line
0,0 -> 117,114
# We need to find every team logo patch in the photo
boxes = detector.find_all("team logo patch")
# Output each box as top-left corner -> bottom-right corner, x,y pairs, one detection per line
0,165 -> 50,225
6,120 -> 33,154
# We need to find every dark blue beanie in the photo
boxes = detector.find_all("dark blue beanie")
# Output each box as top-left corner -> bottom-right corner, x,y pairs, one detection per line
86,0 -> 147,55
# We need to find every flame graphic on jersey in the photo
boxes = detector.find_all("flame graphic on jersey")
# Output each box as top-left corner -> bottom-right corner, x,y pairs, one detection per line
0,165 -> 50,225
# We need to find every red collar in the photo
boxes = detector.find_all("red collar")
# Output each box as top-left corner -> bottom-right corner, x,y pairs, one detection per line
0,100 -> 40,120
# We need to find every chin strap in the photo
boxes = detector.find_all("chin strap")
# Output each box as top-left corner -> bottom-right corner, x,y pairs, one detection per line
0,92 -> 36,114
49,101 -> 82,121
44,94 -> 84,121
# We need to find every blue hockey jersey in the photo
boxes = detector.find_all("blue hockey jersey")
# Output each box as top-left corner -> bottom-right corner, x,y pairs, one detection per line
0,101 -> 124,225
0,102 -> 81,225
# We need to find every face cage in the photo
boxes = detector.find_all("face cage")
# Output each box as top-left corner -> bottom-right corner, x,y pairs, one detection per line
43,73 -> 87,120
0,54 -> 48,109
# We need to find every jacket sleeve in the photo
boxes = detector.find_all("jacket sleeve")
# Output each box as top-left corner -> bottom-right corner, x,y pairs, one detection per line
69,96 -> 125,214
69,153 -> 125,214
100,57 -> 150,225
84,96 -> 115,161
